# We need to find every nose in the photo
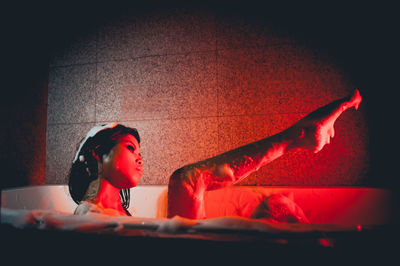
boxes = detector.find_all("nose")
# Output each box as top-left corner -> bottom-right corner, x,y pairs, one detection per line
136,157 -> 144,167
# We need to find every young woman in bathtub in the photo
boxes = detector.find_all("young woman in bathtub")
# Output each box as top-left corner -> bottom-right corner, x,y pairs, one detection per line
68,89 -> 362,220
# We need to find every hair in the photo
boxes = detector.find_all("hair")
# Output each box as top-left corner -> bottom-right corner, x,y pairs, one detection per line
68,124 -> 140,215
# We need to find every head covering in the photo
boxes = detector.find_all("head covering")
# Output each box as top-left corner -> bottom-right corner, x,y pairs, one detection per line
73,122 -> 118,163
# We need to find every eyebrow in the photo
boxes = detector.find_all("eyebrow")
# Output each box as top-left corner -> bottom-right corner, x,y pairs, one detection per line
124,140 -> 141,157
124,140 -> 137,148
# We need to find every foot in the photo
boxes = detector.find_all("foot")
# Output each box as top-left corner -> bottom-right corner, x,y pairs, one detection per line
291,89 -> 362,153
345,88 -> 362,110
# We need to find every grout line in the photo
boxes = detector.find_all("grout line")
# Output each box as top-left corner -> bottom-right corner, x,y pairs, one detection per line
48,41 -> 295,68
50,49 -> 219,68
94,24 -> 99,123
96,48 -> 219,63
215,12 -> 220,153
48,61 -> 97,69
94,63 -> 98,124
46,112 -> 308,127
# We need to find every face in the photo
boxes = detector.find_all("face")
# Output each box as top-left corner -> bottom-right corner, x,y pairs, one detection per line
100,134 -> 144,189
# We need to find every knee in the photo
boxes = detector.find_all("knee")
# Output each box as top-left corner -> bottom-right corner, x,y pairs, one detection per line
167,166 -> 195,197
168,165 -> 207,199
167,166 -> 203,219
168,167 -> 187,187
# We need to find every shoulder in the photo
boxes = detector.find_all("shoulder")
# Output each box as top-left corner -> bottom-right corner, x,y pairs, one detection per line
74,201 -> 102,215
74,201 -> 129,216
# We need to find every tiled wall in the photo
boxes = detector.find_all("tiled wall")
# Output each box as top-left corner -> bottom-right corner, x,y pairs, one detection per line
46,8 -> 369,186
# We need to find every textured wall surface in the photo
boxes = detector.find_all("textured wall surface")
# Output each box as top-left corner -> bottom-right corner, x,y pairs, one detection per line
45,7 -> 370,186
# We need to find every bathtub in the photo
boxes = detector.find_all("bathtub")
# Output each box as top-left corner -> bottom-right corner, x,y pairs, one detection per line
1,185 -> 397,225
1,185 -> 399,261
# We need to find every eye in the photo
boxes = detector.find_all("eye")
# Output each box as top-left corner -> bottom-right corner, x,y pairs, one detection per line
127,145 -> 136,152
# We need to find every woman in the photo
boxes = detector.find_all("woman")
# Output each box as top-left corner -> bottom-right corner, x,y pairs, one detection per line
69,89 -> 362,219
69,124 -> 143,216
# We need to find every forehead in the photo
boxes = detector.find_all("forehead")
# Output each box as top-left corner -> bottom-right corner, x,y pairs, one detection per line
117,134 -> 140,146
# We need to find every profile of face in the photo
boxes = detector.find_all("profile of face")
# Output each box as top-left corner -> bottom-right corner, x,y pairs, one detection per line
100,134 -> 144,189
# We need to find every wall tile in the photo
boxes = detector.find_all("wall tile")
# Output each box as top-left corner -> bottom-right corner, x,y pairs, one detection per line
97,8 -> 216,61
217,115 -> 256,154
217,45 -> 355,117
249,110 -> 370,185
218,113 -> 304,186
46,123 -> 96,184
216,12 -> 292,50
49,29 -> 97,67
45,117 -> 219,185
96,52 -> 217,122
96,15 -> 137,61
216,109 -> 369,186
122,117 -> 219,185
216,115 -> 258,185
47,64 -> 97,124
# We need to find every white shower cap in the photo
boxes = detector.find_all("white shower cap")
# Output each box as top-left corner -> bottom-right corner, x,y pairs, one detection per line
73,122 -> 118,163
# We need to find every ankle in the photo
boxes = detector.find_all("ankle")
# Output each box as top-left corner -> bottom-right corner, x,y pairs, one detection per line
281,126 -> 304,151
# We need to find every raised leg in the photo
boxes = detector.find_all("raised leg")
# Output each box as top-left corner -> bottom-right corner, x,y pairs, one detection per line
167,89 -> 362,219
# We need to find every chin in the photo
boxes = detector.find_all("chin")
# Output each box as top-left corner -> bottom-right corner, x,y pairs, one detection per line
117,171 -> 142,188
125,176 -> 142,188
122,181 -> 137,189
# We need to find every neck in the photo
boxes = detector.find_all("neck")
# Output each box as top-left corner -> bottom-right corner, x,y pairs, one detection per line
93,178 -> 124,212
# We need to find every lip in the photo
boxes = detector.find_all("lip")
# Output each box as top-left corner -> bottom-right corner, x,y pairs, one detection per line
136,167 -> 143,172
